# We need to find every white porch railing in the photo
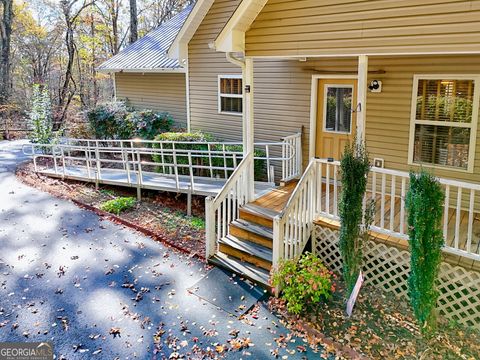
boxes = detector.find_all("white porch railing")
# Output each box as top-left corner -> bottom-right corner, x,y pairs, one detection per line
281,132 -> 302,183
273,160 -> 317,266
205,153 -> 253,258
273,158 -> 480,264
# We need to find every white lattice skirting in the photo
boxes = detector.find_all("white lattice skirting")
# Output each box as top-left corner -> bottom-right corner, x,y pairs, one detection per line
314,225 -> 480,329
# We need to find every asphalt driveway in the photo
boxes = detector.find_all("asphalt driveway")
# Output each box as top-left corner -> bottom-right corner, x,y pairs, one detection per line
0,140 -> 324,359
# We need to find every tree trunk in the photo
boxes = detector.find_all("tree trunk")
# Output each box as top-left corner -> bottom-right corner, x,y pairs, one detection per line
0,0 -> 13,105
129,0 -> 138,44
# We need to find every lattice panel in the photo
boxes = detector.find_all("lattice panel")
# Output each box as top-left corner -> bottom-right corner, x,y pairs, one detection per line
313,225 -> 480,329
437,264 -> 480,327
363,243 -> 410,298
314,226 -> 343,275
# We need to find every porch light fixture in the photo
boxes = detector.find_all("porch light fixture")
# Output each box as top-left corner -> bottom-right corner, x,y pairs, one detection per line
368,80 -> 382,93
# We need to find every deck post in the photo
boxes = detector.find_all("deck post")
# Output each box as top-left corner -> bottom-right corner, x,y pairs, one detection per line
357,55 -> 368,144
245,57 -> 255,201
187,191 -> 192,217
205,196 -> 216,258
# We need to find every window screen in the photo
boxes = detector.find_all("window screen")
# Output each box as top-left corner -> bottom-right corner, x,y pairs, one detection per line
219,76 -> 243,114
412,78 -> 476,170
324,86 -> 353,133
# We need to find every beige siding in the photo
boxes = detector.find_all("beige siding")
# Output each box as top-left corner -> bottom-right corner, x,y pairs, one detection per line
366,55 -> 480,184
189,0 -> 308,152
245,0 -> 480,57
188,0 -> 244,140
115,72 -> 187,128
258,55 -> 480,184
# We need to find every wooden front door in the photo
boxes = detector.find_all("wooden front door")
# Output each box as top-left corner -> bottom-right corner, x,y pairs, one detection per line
315,79 -> 357,160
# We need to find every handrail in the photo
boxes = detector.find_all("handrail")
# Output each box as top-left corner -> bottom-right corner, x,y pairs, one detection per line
272,159 -> 317,266
205,153 -> 253,258
279,160 -> 316,217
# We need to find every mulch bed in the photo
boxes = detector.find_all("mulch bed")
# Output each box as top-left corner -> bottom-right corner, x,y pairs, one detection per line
269,281 -> 480,359
16,162 -> 207,259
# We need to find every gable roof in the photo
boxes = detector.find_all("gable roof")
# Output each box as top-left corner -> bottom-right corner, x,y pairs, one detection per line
167,0 -> 215,61
214,0 -> 268,53
98,5 -> 193,73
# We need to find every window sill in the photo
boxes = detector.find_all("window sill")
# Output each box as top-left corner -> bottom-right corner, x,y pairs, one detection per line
218,111 -> 243,117
408,161 -> 473,174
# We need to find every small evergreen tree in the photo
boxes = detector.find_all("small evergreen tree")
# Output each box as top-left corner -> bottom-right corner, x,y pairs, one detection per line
339,140 -> 371,296
29,84 -> 54,145
406,171 -> 444,334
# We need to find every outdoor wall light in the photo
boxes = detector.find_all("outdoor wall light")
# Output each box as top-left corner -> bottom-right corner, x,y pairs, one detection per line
368,80 -> 382,93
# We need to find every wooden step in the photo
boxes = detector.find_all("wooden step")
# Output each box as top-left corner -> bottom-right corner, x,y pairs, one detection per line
239,203 -> 279,228
209,252 -> 270,289
219,235 -> 272,271
229,219 -> 273,249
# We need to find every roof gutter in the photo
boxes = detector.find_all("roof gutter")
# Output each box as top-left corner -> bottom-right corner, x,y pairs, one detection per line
97,67 -> 187,74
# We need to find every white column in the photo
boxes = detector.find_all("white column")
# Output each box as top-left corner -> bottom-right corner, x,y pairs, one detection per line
357,55 -> 368,144
245,57 -> 255,200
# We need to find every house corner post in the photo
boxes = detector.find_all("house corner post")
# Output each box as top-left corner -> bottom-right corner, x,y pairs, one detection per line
357,55 -> 368,145
245,57 -> 255,200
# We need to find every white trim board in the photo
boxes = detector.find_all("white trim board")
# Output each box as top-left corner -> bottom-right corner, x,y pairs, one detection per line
218,74 -> 243,116
309,75 -> 358,160
168,0 -> 215,61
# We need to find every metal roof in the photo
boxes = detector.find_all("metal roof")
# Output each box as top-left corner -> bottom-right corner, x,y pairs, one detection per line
98,5 -> 193,73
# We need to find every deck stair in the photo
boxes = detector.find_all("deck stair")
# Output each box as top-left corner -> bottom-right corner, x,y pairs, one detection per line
210,182 -> 297,288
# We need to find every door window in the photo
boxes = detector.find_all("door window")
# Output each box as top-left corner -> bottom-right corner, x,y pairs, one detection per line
324,85 -> 353,133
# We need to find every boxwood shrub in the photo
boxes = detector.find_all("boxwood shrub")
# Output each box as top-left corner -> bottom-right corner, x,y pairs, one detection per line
152,131 -> 266,180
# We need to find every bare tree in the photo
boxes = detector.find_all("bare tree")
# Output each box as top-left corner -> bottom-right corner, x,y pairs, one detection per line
0,0 -> 13,105
129,0 -> 138,44
58,0 -> 94,124
138,0 -> 194,33
95,0 -> 122,55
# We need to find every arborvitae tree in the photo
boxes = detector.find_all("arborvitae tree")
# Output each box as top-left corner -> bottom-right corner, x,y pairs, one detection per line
406,171 -> 444,334
338,140 -> 370,295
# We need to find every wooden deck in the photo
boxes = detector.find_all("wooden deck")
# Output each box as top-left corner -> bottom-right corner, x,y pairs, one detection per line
252,182 -> 480,260
251,181 -> 298,213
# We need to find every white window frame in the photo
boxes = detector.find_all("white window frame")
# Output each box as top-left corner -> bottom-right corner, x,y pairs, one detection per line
322,83 -> 354,135
408,74 -> 480,173
218,74 -> 243,116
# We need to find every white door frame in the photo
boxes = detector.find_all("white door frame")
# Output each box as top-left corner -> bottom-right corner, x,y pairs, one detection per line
308,74 -> 358,160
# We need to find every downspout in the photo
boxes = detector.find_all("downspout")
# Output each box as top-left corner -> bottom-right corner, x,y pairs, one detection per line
112,72 -> 117,101
184,59 -> 191,132
225,52 -> 247,156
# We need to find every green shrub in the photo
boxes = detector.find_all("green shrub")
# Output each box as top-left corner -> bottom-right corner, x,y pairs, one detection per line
126,110 -> 173,140
406,171 -> 444,334
339,140 -> 371,296
100,197 -> 136,215
87,101 -> 131,139
152,131 -> 266,179
29,84 -> 59,146
86,102 -> 173,140
271,252 -> 334,315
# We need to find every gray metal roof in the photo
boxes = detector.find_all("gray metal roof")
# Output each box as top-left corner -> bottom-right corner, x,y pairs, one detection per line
98,5 -> 193,73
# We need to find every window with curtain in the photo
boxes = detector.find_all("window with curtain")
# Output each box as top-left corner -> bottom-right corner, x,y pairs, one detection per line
410,77 -> 478,171
218,75 -> 243,115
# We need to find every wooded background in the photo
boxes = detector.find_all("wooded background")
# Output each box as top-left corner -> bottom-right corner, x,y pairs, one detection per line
0,0 -> 193,133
